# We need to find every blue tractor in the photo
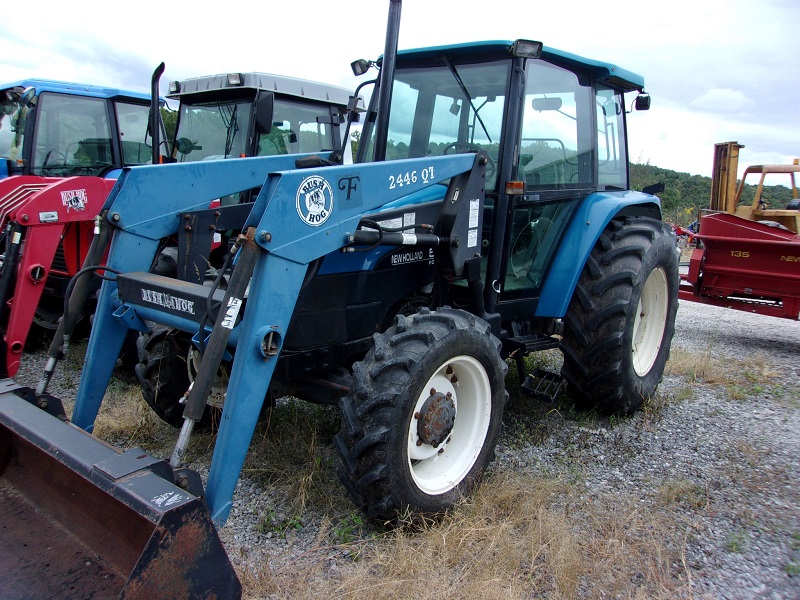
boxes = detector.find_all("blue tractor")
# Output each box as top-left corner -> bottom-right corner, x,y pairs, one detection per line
0,78 -> 166,180
0,1 -> 678,597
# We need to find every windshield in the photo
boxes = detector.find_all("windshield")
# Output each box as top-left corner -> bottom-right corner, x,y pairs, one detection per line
30,93 -> 119,177
372,58 -> 511,191
0,93 -> 28,168
173,99 -> 253,162
115,101 -> 157,166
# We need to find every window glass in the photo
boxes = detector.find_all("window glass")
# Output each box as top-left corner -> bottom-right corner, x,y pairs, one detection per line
0,96 -> 27,165
520,61 -> 593,188
31,93 -> 113,176
596,85 -> 626,188
257,99 -> 336,156
377,59 -> 510,191
173,100 -> 253,162
116,101 -> 154,165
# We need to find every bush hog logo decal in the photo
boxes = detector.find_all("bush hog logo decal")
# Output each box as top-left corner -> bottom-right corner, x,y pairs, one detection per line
141,289 -> 196,315
60,189 -> 88,212
296,175 -> 333,226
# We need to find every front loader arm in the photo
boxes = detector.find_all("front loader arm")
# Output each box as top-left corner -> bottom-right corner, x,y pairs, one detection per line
70,153 -> 340,429
71,151 -> 485,525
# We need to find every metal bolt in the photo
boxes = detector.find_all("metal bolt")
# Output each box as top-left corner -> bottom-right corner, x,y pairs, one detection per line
430,388 -> 436,396
260,231 -> 272,243
21,214 -> 29,222
445,392 -> 452,399
111,213 -> 121,222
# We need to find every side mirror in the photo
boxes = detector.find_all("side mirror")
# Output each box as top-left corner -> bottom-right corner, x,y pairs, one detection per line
20,87 -> 37,107
254,91 -> 274,135
635,93 -> 651,111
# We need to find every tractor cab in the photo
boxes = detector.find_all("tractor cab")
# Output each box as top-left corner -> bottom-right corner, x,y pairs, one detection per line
357,39 -> 654,328
0,79 -> 167,180
167,72 -> 355,164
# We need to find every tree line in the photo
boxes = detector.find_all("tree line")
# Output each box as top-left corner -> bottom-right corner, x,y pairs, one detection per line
630,162 -> 796,227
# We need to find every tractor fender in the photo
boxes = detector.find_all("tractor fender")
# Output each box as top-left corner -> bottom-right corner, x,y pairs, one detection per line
535,190 -> 661,318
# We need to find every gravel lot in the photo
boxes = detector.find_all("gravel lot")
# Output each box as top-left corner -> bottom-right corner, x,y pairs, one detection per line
12,297 -> 800,599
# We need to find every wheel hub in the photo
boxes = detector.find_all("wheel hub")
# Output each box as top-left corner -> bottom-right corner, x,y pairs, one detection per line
416,388 -> 456,448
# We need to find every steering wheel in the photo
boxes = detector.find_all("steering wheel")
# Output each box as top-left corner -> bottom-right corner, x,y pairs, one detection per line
42,149 -> 67,168
175,137 -> 202,156
442,142 -> 496,179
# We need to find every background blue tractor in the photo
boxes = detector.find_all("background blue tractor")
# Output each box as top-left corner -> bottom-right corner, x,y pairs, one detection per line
0,78 -> 166,180
0,1 -> 678,597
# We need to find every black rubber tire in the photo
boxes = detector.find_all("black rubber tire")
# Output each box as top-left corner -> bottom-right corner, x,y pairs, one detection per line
560,216 -> 679,414
135,324 -> 208,428
335,307 -> 508,521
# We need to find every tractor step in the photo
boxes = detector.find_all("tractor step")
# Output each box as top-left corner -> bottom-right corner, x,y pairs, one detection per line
521,368 -> 566,403
510,333 -> 561,353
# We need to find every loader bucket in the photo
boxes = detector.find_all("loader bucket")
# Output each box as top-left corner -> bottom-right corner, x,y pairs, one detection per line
0,380 -> 241,599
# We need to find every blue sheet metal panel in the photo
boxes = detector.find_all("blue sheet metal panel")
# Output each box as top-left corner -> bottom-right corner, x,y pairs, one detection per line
535,190 -> 660,318
252,154 -> 475,264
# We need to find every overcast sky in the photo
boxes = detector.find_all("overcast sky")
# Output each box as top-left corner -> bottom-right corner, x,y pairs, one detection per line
2,0 -> 798,180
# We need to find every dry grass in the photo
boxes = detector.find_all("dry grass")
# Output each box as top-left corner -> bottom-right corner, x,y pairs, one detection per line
234,471 -> 693,599
68,342 -> 753,600
243,398 -> 347,514
665,347 -> 781,400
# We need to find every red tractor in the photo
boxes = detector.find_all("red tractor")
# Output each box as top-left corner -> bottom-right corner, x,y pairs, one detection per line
0,70 -> 168,376
679,141 -> 800,320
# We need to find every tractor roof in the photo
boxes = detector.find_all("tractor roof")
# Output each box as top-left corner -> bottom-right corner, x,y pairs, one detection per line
396,40 -> 646,92
0,79 -> 153,102
168,72 -> 353,107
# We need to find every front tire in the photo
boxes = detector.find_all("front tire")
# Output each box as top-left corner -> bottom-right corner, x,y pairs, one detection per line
134,325 -> 224,428
335,307 -> 508,521
560,216 -> 679,414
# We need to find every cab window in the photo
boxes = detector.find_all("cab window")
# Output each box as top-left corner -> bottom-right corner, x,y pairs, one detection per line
31,93 -> 113,176
520,61 -> 593,189
257,99 -> 339,156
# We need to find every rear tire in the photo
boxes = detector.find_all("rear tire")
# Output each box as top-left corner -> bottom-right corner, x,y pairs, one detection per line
560,216 -> 679,414
335,307 -> 507,521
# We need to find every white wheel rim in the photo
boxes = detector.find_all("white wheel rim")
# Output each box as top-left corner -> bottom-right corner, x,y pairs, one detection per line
632,267 -> 669,376
407,355 -> 492,495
